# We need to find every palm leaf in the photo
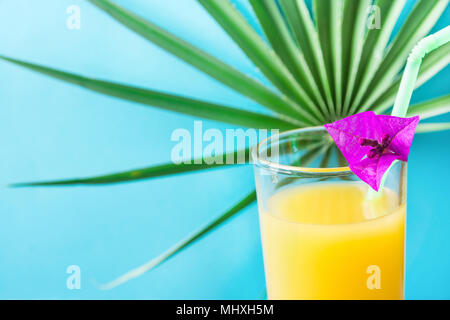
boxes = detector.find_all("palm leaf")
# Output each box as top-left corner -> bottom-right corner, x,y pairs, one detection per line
10,148 -> 250,187
199,0 -> 322,124
416,122 -> 450,133
341,0 -> 372,115
275,142 -> 330,190
0,56 -> 297,130
86,0 -> 313,125
249,0 -> 328,123
406,95 -> 450,119
298,143 -> 331,167
229,0 -> 266,39
12,136 -> 328,188
319,144 -> 333,168
100,190 -> 256,289
358,0 -> 448,113
313,0 -> 344,115
348,0 -> 406,114
279,0 -> 335,118
335,144 -> 348,167
372,42 -> 450,114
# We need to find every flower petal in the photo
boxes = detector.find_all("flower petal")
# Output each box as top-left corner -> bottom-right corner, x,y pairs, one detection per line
349,157 -> 379,190
377,115 -> 420,161
350,154 -> 398,191
324,112 -> 419,191
324,111 -> 381,164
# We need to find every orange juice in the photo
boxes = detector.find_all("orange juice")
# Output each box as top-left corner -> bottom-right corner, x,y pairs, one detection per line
260,182 -> 405,300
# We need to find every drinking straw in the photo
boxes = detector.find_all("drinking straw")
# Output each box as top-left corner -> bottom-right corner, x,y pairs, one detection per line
369,26 -> 450,198
392,26 -> 450,117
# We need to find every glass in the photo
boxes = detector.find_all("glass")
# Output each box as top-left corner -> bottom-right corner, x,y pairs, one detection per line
252,127 -> 406,300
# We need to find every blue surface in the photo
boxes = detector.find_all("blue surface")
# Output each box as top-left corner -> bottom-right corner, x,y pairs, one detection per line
0,0 -> 449,299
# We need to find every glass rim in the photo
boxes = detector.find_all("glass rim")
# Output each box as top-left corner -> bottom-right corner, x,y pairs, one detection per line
252,126 -> 352,177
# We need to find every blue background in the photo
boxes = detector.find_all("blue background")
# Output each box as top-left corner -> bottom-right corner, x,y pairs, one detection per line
0,0 -> 448,299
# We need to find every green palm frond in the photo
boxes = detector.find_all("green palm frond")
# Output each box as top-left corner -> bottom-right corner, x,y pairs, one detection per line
253,0 -> 328,121
357,0 -> 448,113
279,0 -> 335,117
372,42 -> 450,113
199,0 -> 322,124
10,148 -> 251,187
407,95 -> 450,119
274,141 -> 331,190
313,0 -> 344,115
349,0 -> 406,114
341,0 -> 372,115
416,122 -> 450,133
2,0 -> 449,291
100,190 -> 257,290
0,56 -> 296,130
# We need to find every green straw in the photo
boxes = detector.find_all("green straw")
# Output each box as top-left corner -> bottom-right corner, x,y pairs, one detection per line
369,26 -> 450,199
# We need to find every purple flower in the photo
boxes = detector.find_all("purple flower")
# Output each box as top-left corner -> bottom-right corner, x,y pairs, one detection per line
324,111 -> 420,191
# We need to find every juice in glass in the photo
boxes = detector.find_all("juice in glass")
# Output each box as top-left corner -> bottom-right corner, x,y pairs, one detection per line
260,182 -> 405,300
253,127 -> 407,300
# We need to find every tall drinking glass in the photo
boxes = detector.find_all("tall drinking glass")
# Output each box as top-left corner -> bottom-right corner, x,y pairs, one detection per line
252,127 -> 406,300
